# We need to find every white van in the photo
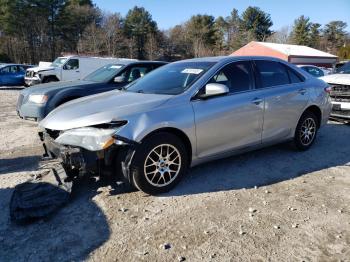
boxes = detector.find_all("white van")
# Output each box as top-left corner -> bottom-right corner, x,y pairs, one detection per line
24,56 -> 135,86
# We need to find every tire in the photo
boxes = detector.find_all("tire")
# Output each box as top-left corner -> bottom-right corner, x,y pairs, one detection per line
294,111 -> 319,151
128,132 -> 188,195
43,76 -> 58,83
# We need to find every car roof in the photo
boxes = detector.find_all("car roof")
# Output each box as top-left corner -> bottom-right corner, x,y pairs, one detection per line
0,63 -> 32,67
176,56 -> 288,64
111,60 -> 168,66
297,65 -> 320,68
57,56 -> 167,64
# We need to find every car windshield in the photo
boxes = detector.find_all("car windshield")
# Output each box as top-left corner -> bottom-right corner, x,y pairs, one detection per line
125,61 -> 216,95
336,62 -> 350,74
83,64 -> 125,82
51,57 -> 68,67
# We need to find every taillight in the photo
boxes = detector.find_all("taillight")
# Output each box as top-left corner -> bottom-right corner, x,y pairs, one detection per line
324,86 -> 332,94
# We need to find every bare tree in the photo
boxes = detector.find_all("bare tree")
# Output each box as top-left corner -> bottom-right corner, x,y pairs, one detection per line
267,26 -> 291,44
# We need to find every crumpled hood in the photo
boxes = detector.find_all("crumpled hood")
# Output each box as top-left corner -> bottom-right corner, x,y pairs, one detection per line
39,91 -> 173,131
320,74 -> 350,85
27,65 -> 55,73
20,80 -> 94,96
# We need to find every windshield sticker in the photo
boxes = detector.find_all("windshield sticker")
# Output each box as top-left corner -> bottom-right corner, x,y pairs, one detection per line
181,68 -> 203,75
110,65 -> 122,69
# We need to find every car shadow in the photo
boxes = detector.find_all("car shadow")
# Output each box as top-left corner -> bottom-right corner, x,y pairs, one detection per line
164,122 -> 350,197
0,156 -> 41,175
0,174 -> 131,261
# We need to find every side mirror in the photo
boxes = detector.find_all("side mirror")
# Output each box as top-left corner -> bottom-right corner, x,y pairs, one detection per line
198,83 -> 229,99
114,76 -> 126,83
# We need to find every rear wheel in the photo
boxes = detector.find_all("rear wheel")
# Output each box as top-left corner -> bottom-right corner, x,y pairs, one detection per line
294,111 -> 318,151
128,132 -> 188,195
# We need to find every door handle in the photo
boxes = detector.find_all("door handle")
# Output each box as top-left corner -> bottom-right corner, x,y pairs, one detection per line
298,88 -> 307,95
252,98 -> 263,105
76,70 -> 80,73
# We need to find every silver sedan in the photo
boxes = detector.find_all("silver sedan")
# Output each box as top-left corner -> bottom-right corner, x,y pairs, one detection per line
39,56 -> 332,194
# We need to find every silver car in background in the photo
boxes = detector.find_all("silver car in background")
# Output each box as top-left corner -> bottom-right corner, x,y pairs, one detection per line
39,56 -> 332,194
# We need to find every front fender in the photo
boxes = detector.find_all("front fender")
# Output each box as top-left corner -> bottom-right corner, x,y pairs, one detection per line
115,102 -> 197,157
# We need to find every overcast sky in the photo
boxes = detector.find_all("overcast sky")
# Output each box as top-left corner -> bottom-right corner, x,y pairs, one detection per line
93,0 -> 350,31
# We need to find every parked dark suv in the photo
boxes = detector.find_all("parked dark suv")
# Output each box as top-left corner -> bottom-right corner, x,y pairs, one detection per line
17,60 -> 166,121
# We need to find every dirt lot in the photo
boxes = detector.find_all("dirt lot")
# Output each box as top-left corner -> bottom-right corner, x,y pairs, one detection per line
0,88 -> 350,262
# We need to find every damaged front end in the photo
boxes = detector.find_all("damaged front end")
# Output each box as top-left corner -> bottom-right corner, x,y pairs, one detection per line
329,84 -> 350,121
38,121 -> 138,179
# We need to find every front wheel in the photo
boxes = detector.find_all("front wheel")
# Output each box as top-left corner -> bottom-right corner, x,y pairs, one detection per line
42,76 -> 58,83
128,132 -> 188,195
294,111 -> 318,151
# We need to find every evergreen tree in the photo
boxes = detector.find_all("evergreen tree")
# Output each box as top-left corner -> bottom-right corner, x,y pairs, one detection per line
186,14 -> 218,57
241,6 -> 273,41
226,8 -> 245,50
309,23 -> 321,48
124,6 -> 158,59
323,21 -> 347,52
291,15 -> 312,46
58,0 -> 100,53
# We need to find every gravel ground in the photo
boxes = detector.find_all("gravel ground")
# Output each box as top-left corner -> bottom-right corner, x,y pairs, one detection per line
0,89 -> 349,262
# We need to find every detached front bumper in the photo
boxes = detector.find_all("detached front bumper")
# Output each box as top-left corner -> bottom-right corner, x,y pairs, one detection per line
16,93 -> 46,121
331,101 -> 350,120
329,84 -> 350,121
24,77 -> 41,86
17,102 -> 46,121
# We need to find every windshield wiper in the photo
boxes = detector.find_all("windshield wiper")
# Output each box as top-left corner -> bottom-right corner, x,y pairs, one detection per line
116,86 -> 127,91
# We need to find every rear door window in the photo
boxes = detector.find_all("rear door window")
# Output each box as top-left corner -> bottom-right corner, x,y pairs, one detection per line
254,60 -> 290,88
9,65 -> 18,73
209,61 -> 254,93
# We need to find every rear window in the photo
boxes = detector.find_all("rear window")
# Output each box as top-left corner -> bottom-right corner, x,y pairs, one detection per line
255,60 -> 290,88
286,66 -> 305,83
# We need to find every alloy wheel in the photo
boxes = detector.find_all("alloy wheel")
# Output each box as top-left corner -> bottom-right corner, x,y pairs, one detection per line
144,144 -> 182,187
300,117 -> 316,146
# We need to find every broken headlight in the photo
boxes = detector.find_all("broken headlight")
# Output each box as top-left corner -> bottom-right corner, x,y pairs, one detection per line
55,121 -> 127,151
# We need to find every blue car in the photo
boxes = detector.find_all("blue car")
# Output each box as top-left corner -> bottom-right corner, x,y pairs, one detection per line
0,64 -> 33,86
